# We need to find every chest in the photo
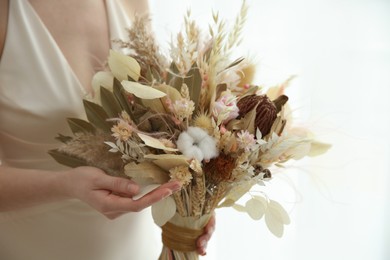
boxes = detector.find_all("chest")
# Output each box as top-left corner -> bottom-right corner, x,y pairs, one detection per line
29,0 -> 111,92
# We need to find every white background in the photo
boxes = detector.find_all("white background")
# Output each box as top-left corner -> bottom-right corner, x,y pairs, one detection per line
149,0 -> 390,259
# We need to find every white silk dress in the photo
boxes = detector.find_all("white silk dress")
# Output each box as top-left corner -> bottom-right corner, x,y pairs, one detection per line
0,1 -> 161,259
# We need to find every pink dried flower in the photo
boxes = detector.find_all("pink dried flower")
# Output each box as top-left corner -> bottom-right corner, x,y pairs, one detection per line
212,90 -> 239,125
237,130 -> 256,152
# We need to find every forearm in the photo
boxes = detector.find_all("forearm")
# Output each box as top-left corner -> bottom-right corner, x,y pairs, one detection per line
0,166 -> 70,212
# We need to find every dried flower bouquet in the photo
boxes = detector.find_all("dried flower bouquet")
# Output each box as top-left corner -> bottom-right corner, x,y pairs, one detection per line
49,2 -> 330,259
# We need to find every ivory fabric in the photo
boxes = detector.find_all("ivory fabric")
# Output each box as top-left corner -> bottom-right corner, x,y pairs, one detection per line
0,1 -> 160,259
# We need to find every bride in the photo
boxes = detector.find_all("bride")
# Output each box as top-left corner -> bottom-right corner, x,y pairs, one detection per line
0,1 -> 213,259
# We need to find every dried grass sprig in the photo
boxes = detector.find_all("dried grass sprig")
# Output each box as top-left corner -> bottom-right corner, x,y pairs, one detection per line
114,15 -> 167,79
57,132 -> 125,177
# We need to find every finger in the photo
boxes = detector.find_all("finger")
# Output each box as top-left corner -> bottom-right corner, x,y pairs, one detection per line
129,181 -> 182,211
196,213 -> 216,255
103,181 -> 182,213
96,175 -> 140,197
105,212 -> 124,220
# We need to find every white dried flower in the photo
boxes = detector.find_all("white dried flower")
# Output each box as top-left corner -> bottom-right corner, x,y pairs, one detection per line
172,98 -> 195,121
111,120 -> 133,142
176,126 -> 219,162
169,166 -> 193,186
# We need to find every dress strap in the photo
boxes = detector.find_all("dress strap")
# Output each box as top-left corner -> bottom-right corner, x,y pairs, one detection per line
0,0 -> 9,60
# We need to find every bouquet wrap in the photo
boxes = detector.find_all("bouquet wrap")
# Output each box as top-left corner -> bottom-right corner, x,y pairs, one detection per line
159,214 -> 212,260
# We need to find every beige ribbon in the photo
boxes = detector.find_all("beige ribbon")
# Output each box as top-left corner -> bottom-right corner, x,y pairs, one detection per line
161,221 -> 204,252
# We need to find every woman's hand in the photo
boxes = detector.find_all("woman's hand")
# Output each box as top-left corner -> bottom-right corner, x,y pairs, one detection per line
62,166 -> 182,219
196,213 -> 216,256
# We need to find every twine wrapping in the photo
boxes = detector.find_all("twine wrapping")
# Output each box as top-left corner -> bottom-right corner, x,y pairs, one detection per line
161,222 -> 204,252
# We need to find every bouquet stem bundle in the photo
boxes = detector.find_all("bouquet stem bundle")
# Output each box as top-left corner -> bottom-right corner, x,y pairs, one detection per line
159,214 -> 212,260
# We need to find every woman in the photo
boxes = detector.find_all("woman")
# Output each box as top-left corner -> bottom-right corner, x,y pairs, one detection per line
0,0 -> 213,259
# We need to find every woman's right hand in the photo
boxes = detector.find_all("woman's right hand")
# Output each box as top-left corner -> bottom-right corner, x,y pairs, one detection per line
61,166 -> 181,219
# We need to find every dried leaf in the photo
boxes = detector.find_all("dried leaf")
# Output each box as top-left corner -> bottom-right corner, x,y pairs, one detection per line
113,78 -> 132,115
55,134 -> 73,144
184,65 -> 202,111
145,154 -> 189,171
245,196 -> 266,220
232,203 -> 246,212
226,57 -> 244,70
108,50 -> 141,81
218,180 -> 256,207
308,141 -> 332,157
151,196 -> 176,226
268,200 -> 290,225
265,210 -> 284,238
167,62 -> 183,90
48,149 -> 87,168
82,100 -> 111,132
240,105 -> 258,134
67,118 -> 96,134
137,133 -> 178,152
122,81 -> 166,99
100,86 -> 122,117
91,71 -> 114,103
124,162 -> 169,185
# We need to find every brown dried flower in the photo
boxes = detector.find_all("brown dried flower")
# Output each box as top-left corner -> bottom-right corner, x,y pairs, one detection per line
204,153 -> 236,184
237,94 -> 288,136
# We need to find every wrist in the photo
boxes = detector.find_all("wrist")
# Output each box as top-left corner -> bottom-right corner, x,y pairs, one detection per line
53,169 -> 76,200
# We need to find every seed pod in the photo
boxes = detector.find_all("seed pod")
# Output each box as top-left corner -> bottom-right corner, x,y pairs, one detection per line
237,94 -> 288,136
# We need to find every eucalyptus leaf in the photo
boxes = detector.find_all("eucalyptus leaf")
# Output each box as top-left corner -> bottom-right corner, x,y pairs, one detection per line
113,78 -> 132,116
83,99 -> 111,132
265,210 -> 284,238
245,197 -> 266,220
268,200 -> 290,225
145,66 -> 153,83
151,66 -> 161,82
124,162 -> 170,185
48,149 -> 87,168
100,86 -> 123,117
184,64 -> 202,112
67,118 -> 96,134
168,62 -> 183,90
151,196 -> 176,226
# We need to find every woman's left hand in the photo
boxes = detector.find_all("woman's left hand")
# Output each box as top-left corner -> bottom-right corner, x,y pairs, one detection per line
196,213 -> 216,256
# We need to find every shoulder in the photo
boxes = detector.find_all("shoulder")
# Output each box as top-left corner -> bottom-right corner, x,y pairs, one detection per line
0,0 -> 9,60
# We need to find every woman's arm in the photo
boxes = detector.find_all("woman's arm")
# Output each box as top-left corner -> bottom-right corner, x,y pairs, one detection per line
0,166 -> 181,218
0,0 -> 9,60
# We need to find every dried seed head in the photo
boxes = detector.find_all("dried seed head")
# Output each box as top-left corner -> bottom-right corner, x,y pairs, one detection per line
237,94 -> 288,136
203,153 -> 236,184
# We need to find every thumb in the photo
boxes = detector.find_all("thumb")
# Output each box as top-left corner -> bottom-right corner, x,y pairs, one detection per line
97,175 -> 140,197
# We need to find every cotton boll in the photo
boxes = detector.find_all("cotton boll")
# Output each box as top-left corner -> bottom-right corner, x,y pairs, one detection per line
183,146 -> 204,162
187,127 -> 208,141
198,137 -> 219,160
176,132 -> 193,150
177,126 -> 218,162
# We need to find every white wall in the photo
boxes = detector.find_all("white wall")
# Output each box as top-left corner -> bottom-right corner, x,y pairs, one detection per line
149,1 -> 390,259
